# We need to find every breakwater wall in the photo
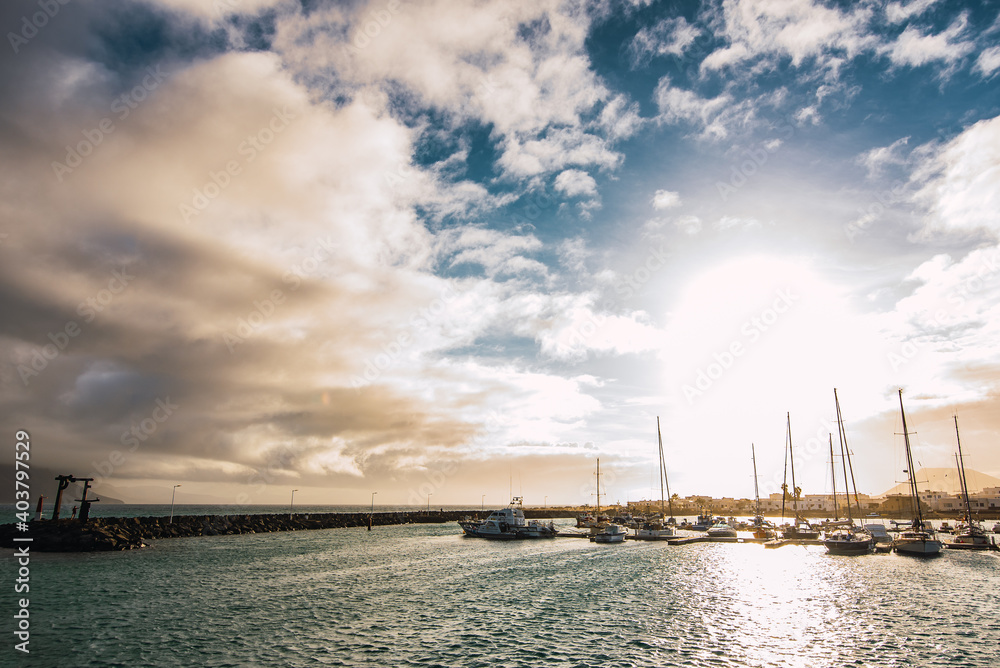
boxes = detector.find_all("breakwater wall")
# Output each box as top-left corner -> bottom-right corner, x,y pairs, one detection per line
0,511 -> 469,552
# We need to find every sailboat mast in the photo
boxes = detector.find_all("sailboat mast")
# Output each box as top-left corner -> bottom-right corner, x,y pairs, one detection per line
834,388 -> 862,519
829,433 -> 839,521
656,417 -> 665,518
781,429 -> 789,523
954,416 -> 973,525
657,417 -> 673,519
839,434 -> 853,523
596,457 -> 601,517
788,413 -> 799,518
897,390 -> 922,525
752,443 -> 761,518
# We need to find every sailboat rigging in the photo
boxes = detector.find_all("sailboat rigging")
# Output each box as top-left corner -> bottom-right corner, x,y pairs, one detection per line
946,415 -> 992,550
891,389 -> 943,556
635,417 -> 677,540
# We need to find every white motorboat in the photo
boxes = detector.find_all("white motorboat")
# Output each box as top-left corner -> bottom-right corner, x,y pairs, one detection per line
591,524 -> 626,543
634,518 -> 675,540
460,497 -> 556,540
706,522 -> 737,538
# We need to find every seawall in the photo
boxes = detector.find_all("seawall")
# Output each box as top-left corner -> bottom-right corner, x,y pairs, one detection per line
0,511 -> 476,552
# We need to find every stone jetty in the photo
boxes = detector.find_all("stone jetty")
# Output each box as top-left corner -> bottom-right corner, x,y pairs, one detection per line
0,510 -> 479,552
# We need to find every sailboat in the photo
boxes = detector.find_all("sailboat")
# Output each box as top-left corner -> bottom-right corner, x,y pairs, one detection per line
635,417 -> 676,540
780,413 -> 820,540
823,391 -> 874,555
891,390 -> 943,556
750,444 -> 776,540
576,457 -> 610,528
946,416 -> 992,550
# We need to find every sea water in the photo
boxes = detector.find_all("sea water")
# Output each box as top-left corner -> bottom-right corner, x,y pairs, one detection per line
3,518 -> 999,667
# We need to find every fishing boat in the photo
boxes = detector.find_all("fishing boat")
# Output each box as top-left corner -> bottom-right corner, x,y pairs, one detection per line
946,416 -> 991,550
690,512 -> 715,531
823,393 -> 874,555
779,413 -> 820,540
634,417 -> 677,541
891,390 -> 943,556
591,523 -> 627,543
460,497 -> 556,540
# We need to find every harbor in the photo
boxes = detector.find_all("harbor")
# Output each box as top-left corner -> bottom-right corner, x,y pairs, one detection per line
10,517 -> 1000,667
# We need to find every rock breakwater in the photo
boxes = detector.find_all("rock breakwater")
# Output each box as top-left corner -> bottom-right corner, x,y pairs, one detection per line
0,511 -> 475,552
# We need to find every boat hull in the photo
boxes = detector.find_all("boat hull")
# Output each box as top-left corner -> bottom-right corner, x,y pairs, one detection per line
824,537 -> 873,555
945,533 -> 992,550
893,538 -> 943,556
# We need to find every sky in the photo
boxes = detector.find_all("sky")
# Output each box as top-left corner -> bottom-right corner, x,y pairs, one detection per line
2,0 -> 999,508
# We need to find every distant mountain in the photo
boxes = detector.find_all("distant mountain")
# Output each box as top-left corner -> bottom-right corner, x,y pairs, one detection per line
878,468 -> 1000,497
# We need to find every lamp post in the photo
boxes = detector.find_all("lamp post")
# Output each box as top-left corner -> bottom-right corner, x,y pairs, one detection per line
169,485 -> 181,524
481,494 -> 485,513
544,496 -> 548,510
290,489 -> 298,518
427,493 -> 431,514
369,491 -> 377,531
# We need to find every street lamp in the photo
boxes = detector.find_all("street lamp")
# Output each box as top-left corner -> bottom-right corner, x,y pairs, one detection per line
290,489 -> 298,518
544,496 -> 548,510
481,494 -> 485,512
169,485 -> 181,524
427,493 -> 431,513
369,491 -> 377,531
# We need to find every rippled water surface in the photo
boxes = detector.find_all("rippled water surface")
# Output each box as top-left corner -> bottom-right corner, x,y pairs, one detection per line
9,521 -> 1000,667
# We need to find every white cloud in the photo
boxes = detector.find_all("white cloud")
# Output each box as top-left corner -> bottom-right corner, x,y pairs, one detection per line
651,190 -> 681,210
654,76 -> 735,139
554,169 -> 598,198
715,216 -> 761,231
857,136 -> 910,178
885,0 -> 942,24
880,14 -> 974,68
794,105 -> 821,125
702,0 -> 875,71
629,16 -> 701,65
911,115 -> 1000,234
974,46 -> 1000,77
497,127 -> 622,178
273,0 -> 622,183
598,94 -> 645,140
674,215 -> 703,236
438,227 -> 548,278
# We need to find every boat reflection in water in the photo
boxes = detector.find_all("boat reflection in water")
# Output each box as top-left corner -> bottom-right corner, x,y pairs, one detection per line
459,497 -> 556,540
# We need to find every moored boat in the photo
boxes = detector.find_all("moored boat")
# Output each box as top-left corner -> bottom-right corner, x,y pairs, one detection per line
706,521 -> 737,538
634,417 -> 678,541
890,390 -> 942,557
591,523 -> 626,543
823,395 -> 873,556
824,528 -> 873,555
460,497 -> 556,540
945,416 -> 992,550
